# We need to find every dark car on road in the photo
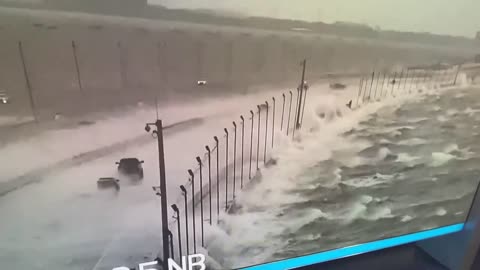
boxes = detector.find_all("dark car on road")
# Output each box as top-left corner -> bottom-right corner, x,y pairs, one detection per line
116,158 -> 144,179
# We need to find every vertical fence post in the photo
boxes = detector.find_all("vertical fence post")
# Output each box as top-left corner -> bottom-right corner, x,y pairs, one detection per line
18,41 -> 37,123
195,157 -> 204,247
300,88 -> 308,126
233,122 -> 237,199
409,70 -> 415,93
356,77 -> 363,107
180,186 -> 189,256
454,64 -> 462,85
257,105 -> 261,171
171,204 -> 182,259
249,110 -> 254,179
281,94 -> 286,131
188,169 -> 196,254
71,40 -> 83,92
362,75 -> 369,102
391,72 -> 397,96
213,136 -> 220,224
368,71 -> 375,101
205,146 -> 212,226
420,71 -> 425,89
287,91 -> 293,136
292,88 -> 300,138
224,128 -> 229,211
404,69 -> 410,92
374,72 -> 381,99
397,69 -> 404,92
382,73 -> 389,98
240,116 -> 245,189
272,97 -> 275,148
264,101 -> 269,164
414,70 -> 419,89
380,73 -> 387,98
295,59 -> 307,129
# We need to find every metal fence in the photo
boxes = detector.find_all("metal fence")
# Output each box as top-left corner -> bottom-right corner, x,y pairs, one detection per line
144,60 -> 310,268
353,66 -> 461,108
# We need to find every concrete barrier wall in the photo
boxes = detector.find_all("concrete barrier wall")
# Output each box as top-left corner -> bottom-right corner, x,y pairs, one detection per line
0,10 -> 470,121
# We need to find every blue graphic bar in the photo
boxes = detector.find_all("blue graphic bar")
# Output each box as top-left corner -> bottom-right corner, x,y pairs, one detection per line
241,223 -> 464,270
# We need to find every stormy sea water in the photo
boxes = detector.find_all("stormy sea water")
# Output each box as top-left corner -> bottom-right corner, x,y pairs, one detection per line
205,84 -> 480,269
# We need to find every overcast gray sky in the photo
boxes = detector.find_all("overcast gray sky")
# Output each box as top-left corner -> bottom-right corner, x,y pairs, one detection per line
150,0 -> 480,37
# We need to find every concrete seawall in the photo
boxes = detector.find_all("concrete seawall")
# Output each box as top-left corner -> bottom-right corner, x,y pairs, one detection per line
0,7 -> 472,121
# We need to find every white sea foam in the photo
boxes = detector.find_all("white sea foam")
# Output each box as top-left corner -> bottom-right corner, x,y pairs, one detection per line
397,138 -> 427,146
437,115 -> 448,122
365,207 -> 394,220
435,208 -> 447,216
464,107 -> 480,116
401,215 -> 413,222
430,152 -> 456,167
446,109 -> 459,116
296,233 -> 323,241
373,196 -> 390,203
379,138 -> 392,144
375,147 -> 392,161
443,143 -> 460,153
406,117 -> 428,123
342,173 -> 393,188
395,153 -> 421,164
336,197 -> 394,224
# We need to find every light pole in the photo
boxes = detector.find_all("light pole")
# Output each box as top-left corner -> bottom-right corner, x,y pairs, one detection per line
145,119 -> 169,270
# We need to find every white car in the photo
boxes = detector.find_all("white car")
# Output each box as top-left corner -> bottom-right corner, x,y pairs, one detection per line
0,91 -> 9,104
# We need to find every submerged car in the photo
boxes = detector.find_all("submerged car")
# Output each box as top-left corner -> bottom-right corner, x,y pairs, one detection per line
97,177 -> 120,189
330,83 -> 347,90
116,158 -> 144,179
0,91 -> 9,104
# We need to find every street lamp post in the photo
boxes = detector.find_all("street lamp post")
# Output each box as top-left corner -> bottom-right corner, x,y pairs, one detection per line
145,119 -> 169,270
